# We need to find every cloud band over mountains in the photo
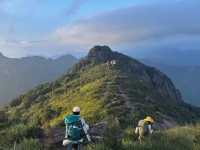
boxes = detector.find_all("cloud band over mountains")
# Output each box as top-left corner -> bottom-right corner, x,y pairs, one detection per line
0,0 -> 200,57
54,0 -> 200,51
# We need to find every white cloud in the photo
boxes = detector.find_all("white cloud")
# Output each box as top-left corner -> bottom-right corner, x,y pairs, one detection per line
53,0 -> 200,50
1,0 -> 200,58
0,35 -> 86,58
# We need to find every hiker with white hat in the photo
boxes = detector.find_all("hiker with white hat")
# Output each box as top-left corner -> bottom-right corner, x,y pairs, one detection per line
63,107 -> 91,150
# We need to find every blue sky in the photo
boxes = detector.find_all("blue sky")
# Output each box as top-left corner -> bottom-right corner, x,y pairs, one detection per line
0,0 -> 199,58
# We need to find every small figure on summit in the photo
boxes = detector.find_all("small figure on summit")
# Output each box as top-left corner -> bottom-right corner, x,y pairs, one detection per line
135,116 -> 155,143
63,106 -> 91,150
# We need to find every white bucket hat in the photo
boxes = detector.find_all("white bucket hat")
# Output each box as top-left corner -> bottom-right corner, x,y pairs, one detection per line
73,106 -> 80,113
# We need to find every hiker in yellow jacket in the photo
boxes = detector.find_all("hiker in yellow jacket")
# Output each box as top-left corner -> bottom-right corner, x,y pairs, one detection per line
135,116 -> 155,143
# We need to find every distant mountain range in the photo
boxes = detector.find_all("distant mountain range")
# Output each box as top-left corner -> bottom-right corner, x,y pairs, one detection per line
0,53 -> 77,105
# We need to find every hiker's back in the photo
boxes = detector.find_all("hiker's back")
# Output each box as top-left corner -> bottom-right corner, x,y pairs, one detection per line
63,107 -> 91,150
138,120 -> 148,134
64,114 -> 84,141
135,116 -> 155,143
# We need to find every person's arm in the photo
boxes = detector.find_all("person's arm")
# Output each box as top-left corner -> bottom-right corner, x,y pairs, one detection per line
64,117 -> 68,138
81,118 -> 89,130
148,125 -> 154,134
81,118 -> 91,142
65,124 -> 68,138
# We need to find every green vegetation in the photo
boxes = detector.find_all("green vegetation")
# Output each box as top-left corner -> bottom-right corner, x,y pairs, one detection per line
87,124 -> 200,150
0,122 -> 42,150
0,63 -> 113,149
0,46 -> 200,149
0,138 -> 42,150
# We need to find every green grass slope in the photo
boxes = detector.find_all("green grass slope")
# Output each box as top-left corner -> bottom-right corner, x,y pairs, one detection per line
87,124 -> 200,150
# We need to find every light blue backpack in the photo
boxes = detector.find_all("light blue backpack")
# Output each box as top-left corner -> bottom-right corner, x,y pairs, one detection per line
64,115 -> 84,141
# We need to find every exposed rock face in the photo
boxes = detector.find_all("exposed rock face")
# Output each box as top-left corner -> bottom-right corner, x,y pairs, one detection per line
87,46 -> 114,63
42,122 -> 108,149
146,67 -> 183,102
89,122 -> 108,139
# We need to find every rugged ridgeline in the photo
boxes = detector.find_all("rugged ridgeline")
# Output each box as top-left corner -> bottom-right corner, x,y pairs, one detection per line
0,53 -> 77,105
1,46 -> 200,149
141,59 -> 200,106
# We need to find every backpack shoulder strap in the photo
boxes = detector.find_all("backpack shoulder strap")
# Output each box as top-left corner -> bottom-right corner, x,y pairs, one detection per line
64,115 -> 80,125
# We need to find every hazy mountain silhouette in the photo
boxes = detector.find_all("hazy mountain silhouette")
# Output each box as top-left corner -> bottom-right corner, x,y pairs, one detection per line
0,53 -> 77,105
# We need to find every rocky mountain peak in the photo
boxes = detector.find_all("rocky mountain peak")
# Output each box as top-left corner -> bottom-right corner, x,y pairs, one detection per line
87,45 -> 115,63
